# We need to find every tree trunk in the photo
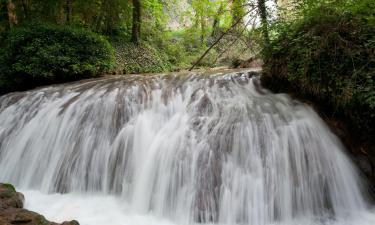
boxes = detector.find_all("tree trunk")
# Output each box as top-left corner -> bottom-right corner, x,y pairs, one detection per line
131,0 -> 141,44
6,0 -> 17,28
211,3 -> 223,38
257,0 -> 270,47
0,0 -> 9,31
65,0 -> 72,24
200,15 -> 205,44
20,0 -> 28,19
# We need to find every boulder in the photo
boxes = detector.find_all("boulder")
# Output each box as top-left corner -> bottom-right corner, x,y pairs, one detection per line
0,183 -> 79,225
0,183 -> 24,209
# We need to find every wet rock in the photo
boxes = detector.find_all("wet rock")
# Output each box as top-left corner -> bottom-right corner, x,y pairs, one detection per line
196,94 -> 213,116
0,208 -> 49,225
354,155 -> 373,178
0,183 -> 79,225
61,220 -> 80,225
0,184 -> 24,209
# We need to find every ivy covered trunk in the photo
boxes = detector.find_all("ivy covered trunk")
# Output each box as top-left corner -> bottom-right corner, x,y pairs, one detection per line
257,0 -> 269,47
131,0 -> 141,44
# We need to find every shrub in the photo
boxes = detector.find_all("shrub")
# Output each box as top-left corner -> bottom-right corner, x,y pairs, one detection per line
0,24 -> 115,94
263,0 -> 375,139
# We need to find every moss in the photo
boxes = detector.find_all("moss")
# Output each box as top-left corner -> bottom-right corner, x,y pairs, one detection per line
1,183 -> 16,192
34,215 -> 49,225
68,220 -> 80,225
0,183 -> 17,199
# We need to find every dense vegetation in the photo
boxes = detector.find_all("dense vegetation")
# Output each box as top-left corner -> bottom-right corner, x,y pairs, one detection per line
0,0 -> 260,94
262,0 -> 375,179
0,24 -> 114,93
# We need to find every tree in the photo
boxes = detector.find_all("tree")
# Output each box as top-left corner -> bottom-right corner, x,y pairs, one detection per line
131,0 -> 141,44
231,0 -> 245,26
0,0 -> 10,31
257,0 -> 269,47
191,0 -> 218,44
211,2 -> 224,37
64,0 -> 72,24
19,0 -> 28,20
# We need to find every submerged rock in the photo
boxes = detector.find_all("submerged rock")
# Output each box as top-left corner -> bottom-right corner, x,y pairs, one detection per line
0,183 -> 78,225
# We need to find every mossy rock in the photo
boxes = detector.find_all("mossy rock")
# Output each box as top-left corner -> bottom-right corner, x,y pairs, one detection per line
0,184 -> 79,225
1,184 -> 16,192
0,183 -> 17,198
62,220 -> 80,225
0,183 -> 24,209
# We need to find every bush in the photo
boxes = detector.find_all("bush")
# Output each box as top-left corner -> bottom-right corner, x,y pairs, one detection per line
0,24 -> 115,94
263,0 -> 375,139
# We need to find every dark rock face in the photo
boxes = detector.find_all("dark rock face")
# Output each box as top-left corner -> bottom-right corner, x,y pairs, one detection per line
322,118 -> 375,196
0,183 -> 79,225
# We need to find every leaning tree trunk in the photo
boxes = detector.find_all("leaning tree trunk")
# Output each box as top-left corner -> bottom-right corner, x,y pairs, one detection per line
131,0 -> 141,44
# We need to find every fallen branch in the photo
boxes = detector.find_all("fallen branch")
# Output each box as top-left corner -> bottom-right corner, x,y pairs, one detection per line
189,9 -> 254,71
213,17 -> 254,65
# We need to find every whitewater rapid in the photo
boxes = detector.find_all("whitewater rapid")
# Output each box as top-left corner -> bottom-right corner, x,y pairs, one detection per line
0,69 -> 374,225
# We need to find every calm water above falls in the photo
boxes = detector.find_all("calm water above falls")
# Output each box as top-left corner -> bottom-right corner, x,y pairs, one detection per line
0,70 -> 374,225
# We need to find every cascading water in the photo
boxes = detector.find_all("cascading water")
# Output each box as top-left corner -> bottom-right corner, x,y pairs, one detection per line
0,69 -> 374,225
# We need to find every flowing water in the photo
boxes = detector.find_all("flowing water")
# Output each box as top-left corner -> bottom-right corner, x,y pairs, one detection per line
0,69 -> 374,225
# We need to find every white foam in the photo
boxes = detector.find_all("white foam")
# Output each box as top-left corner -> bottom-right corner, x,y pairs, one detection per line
22,190 -> 178,225
22,190 -> 375,225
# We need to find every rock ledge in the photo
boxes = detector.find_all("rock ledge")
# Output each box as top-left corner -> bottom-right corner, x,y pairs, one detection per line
0,183 -> 79,225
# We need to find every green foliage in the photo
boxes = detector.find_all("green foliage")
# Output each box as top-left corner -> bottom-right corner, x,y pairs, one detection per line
263,0 -> 375,137
0,183 -> 16,193
159,29 -> 211,69
113,41 -> 171,74
0,24 -> 115,94
232,0 -> 246,23
0,0 -> 256,94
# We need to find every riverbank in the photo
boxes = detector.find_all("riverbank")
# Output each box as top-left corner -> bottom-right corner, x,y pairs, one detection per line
262,0 -> 375,190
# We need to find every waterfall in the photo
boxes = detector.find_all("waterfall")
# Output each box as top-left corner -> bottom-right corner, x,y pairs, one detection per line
0,70 -> 372,225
